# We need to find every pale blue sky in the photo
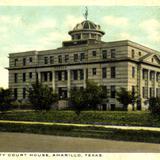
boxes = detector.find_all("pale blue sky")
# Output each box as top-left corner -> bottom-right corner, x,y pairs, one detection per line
0,6 -> 160,88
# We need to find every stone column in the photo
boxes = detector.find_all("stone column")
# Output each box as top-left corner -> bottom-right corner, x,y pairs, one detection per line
52,70 -> 56,93
137,65 -> 142,110
147,70 -> 149,98
38,72 -> 41,82
83,68 -> 86,88
67,69 -> 71,97
139,66 -> 142,98
154,71 -> 156,97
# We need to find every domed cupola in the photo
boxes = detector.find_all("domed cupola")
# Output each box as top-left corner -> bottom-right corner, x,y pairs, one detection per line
68,8 -> 105,41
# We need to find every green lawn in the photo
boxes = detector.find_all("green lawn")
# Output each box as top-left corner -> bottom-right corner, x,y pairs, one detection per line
0,110 -> 159,127
1,110 -> 160,143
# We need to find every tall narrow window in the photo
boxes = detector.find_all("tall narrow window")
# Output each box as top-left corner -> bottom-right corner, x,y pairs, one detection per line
74,54 -> 78,62
132,67 -> 135,78
111,86 -> 116,98
14,59 -> 18,66
23,73 -> 26,82
131,49 -> 135,58
14,88 -> 17,100
80,69 -> 84,80
58,55 -> 62,63
111,67 -> 116,78
80,53 -> 85,61
102,67 -> 107,78
49,72 -> 52,81
92,50 -> 96,56
23,58 -> 26,66
73,70 -> 78,80
29,57 -> 32,63
64,71 -> 67,80
23,88 -> 26,99
111,49 -> 116,58
44,57 -> 48,64
92,68 -> 96,75
57,71 -> 62,81
44,72 -> 48,81
29,72 -> 32,79
14,73 -> 18,83
64,55 -> 69,63
50,56 -> 54,64
102,50 -> 107,59
132,86 -> 135,96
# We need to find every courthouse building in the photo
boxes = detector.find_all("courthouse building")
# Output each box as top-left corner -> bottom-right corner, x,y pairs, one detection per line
7,17 -> 160,110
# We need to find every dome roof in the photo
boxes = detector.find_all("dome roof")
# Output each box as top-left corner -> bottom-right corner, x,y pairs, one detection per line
73,20 -> 101,31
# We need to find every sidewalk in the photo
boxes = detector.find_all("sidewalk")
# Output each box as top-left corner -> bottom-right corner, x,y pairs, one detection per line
0,120 -> 160,132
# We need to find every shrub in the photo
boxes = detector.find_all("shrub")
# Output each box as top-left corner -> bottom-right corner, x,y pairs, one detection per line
0,88 -> 13,112
149,97 -> 160,115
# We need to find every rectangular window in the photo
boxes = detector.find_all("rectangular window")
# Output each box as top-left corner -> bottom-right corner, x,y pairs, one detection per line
131,49 -> 135,58
64,71 -> 67,80
102,50 -> 107,59
142,70 -> 148,80
44,72 -> 48,81
80,69 -> 84,80
142,87 -> 148,98
150,87 -> 154,97
23,58 -> 26,66
23,73 -> 26,82
57,71 -> 62,81
111,67 -> 116,78
86,69 -> 88,80
49,72 -> 52,81
50,56 -> 54,64
73,70 -> 78,80
14,88 -> 17,100
80,53 -> 85,61
92,50 -> 96,56
111,49 -> 116,58
111,86 -> 116,98
156,73 -> 159,82
64,55 -> 69,63
132,67 -> 135,78
14,73 -> 18,83
44,57 -> 48,64
74,54 -> 78,62
14,59 -> 18,66
92,68 -> 96,75
102,67 -> 107,79
132,86 -> 135,96
23,88 -> 26,99
150,72 -> 154,81
58,55 -> 62,63
29,72 -> 32,79
29,57 -> 32,63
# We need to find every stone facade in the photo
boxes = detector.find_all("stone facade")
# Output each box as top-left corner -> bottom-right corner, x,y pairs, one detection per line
7,20 -> 160,110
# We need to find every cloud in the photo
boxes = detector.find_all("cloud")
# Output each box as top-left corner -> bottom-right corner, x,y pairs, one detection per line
65,15 -> 83,30
139,19 -> 160,43
102,16 -> 129,26
32,19 -> 57,31
118,32 -> 138,41
0,15 -> 21,25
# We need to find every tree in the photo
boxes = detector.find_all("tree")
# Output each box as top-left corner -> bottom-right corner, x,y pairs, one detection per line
70,88 -> 86,116
149,97 -> 160,115
28,81 -> 58,111
84,81 -> 108,109
69,80 -> 108,115
116,87 -> 137,111
0,88 -> 13,112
